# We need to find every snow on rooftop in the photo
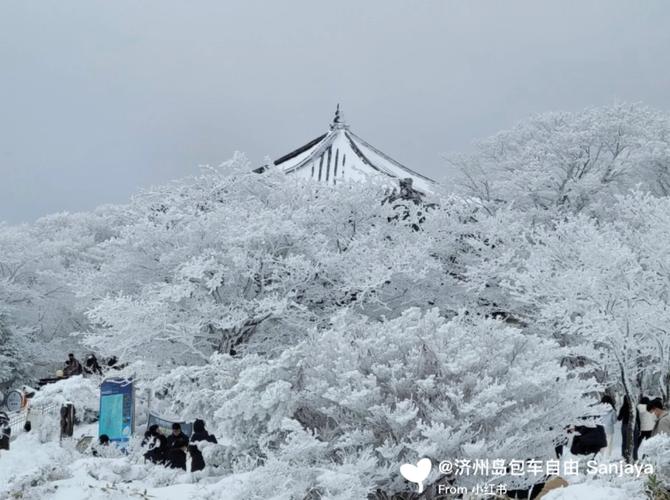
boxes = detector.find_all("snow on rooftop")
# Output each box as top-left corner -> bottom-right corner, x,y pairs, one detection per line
273,106 -> 436,193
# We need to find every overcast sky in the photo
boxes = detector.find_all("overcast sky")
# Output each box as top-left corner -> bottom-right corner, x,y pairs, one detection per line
1,1 -> 669,223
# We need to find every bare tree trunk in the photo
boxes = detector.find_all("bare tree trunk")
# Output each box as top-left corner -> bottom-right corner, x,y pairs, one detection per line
624,401 -> 636,463
619,348 -> 637,463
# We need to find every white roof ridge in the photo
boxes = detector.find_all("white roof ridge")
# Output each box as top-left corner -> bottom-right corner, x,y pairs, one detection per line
281,129 -> 338,173
347,130 -> 436,184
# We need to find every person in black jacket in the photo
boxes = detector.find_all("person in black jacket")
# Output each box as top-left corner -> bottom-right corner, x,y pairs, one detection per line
570,424 -> 607,456
143,425 -> 168,464
92,434 -> 111,457
0,412 -> 11,451
188,419 -> 218,472
165,423 -> 189,470
84,354 -> 103,376
63,353 -> 83,376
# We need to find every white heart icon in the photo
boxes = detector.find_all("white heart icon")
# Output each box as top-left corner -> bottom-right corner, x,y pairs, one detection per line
400,458 -> 432,493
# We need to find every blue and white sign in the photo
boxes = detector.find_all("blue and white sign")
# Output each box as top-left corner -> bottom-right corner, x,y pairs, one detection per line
99,378 -> 134,445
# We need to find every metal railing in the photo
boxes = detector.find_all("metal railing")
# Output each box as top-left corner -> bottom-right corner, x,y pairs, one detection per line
7,401 -> 60,440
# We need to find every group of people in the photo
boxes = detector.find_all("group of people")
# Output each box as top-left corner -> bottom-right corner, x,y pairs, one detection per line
555,394 -> 669,461
141,419 -> 217,472
36,353 -> 125,386
62,353 -> 105,377
616,395 -> 670,460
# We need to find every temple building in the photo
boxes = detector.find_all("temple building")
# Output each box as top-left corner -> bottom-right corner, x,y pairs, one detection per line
269,106 -> 436,193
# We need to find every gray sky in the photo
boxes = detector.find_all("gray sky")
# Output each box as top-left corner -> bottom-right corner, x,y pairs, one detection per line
1,1 -> 669,223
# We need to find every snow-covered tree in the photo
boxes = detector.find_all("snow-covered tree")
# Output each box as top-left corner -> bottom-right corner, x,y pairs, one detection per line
493,194 -> 670,460
609,192 -> 670,402
151,308 -> 596,497
452,103 -> 670,217
3,102 -> 670,490
0,315 -> 31,389
81,156 -> 440,369
0,207 -> 127,384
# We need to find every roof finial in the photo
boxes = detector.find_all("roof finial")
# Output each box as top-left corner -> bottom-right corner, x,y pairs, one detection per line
330,103 -> 347,130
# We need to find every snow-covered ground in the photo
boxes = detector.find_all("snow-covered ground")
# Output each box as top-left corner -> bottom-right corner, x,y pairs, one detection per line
0,427 -> 255,500
0,376 -> 656,499
544,479 -> 645,500
0,425 -> 652,499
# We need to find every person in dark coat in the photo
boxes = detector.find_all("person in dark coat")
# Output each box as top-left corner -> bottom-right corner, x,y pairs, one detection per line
92,434 -> 111,457
141,425 -> 155,447
107,356 -> 118,368
84,354 -> 103,375
570,424 -> 607,456
165,423 -> 189,470
188,419 -> 218,472
0,412 -> 11,451
63,353 -> 83,376
143,424 -> 168,464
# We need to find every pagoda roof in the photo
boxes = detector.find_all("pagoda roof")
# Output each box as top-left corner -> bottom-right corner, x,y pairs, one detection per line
272,106 -> 436,193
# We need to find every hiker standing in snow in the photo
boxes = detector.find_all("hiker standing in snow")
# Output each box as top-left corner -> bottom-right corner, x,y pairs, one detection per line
638,397 -> 657,441
0,412 -> 11,451
648,399 -> 670,436
600,395 -> 617,457
633,396 -> 658,459
165,423 -> 189,470
188,419 -> 218,472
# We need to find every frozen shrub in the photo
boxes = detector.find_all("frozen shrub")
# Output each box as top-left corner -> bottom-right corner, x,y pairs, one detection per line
155,308 -> 595,496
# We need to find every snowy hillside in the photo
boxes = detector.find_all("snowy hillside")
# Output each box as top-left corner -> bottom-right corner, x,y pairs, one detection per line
3,104 -> 670,498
